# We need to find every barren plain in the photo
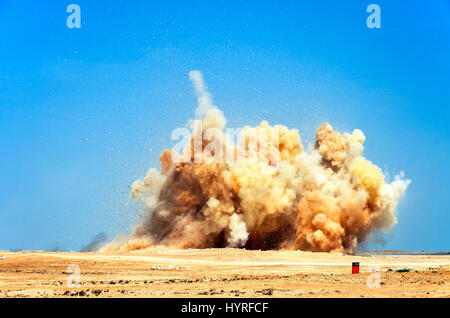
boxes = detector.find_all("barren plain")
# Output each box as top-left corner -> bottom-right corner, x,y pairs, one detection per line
0,248 -> 448,298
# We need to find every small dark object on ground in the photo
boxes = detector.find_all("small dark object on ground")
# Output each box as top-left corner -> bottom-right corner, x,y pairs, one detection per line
262,289 -> 273,295
396,268 -> 410,273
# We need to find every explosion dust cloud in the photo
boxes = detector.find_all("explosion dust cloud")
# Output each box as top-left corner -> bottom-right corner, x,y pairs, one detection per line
102,71 -> 410,253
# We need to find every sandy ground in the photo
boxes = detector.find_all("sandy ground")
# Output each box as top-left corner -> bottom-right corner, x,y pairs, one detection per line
0,248 -> 448,298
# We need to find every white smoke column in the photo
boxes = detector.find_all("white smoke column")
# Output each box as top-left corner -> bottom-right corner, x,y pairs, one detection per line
227,214 -> 249,247
188,70 -> 226,130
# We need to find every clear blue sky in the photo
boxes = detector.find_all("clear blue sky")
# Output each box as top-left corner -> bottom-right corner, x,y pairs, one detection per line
0,1 -> 448,251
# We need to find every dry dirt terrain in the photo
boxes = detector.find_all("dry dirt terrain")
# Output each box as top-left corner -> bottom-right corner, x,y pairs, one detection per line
0,248 -> 448,298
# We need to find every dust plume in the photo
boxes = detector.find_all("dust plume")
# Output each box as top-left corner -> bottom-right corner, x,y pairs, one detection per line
102,71 -> 410,253
81,233 -> 108,252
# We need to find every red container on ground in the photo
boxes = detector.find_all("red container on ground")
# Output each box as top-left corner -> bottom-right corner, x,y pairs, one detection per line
352,262 -> 360,274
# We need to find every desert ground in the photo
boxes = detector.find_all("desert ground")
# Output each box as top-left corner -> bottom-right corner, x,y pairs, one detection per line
0,248 -> 448,298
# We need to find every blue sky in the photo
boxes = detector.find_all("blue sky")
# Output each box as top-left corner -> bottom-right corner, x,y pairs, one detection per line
0,1 -> 448,251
